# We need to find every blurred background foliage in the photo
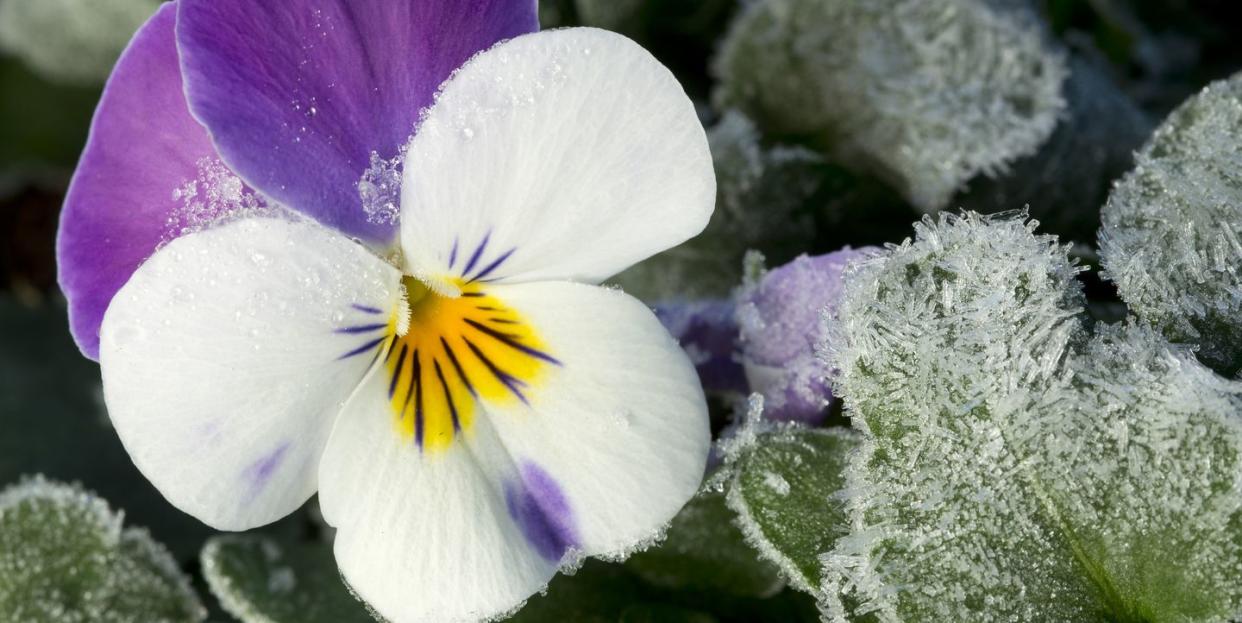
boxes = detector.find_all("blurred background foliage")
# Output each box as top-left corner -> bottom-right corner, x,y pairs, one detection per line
3,0 -> 1242,621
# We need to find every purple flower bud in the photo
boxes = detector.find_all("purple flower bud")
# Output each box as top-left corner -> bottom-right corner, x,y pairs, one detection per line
735,248 -> 876,424
655,300 -> 747,395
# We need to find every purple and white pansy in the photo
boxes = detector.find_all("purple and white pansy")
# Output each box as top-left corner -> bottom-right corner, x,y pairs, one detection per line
57,1 -> 716,621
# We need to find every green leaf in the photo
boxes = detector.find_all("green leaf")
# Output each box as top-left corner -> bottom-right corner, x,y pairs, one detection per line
1099,71 -> 1242,375
725,426 -> 858,597
825,212 -> 1242,622
713,0 -> 1066,212
201,535 -> 375,623
0,476 -> 205,623
626,489 -> 785,599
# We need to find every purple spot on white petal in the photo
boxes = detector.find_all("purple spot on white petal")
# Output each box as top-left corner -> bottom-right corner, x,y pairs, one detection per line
244,441 -> 291,494
504,462 -> 579,562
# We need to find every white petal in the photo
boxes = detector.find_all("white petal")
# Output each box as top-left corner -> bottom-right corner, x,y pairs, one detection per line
317,281 -> 709,623
399,28 -> 715,290
99,216 -> 401,530
318,370 -> 558,623
480,281 -> 711,554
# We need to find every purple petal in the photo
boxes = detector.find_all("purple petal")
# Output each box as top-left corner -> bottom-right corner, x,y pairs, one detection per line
175,0 -> 539,242
504,461 -> 579,562
735,248 -> 879,424
58,3 -> 244,359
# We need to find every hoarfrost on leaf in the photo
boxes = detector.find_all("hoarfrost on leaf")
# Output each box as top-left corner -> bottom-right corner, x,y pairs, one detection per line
823,211 -> 1242,622
724,426 -> 858,598
202,534 -> 376,623
713,0 -> 1067,212
625,488 -> 786,599
0,475 -> 205,623
1099,71 -> 1242,375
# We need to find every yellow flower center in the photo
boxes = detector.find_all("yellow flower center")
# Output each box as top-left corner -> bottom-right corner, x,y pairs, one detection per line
383,277 -> 556,450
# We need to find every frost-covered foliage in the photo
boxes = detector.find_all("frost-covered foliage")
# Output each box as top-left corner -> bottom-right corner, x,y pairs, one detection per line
626,489 -> 785,599
961,54 -> 1152,240
734,248 -> 875,424
202,535 -> 374,623
0,476 -> 204,622
721,422 -> 858,597
823,212 -> 1242,622
713,0 -> 1067,212
616,110 -> 829,300
0,0 -> 158,85
1100,72 -> 1242,375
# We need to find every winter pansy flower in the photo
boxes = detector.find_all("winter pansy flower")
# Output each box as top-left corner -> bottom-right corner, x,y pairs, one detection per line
62,5 -> 716,623
58,0 -> 538,359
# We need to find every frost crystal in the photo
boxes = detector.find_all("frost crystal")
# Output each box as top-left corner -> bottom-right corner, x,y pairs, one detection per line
357,151 -> 404,226
615,110 -> 828,300
0,476 -> 205,623
713,0 -> 1067,212
167,158 -> 271,241
734,248 -> 876,424
823,212 -> 1242,622
0,0 -> 158,85
1100,72 -> 1242,374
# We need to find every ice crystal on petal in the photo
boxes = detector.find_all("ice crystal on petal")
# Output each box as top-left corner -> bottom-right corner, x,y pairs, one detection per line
615,110 -> 828,300
1100,72 -> 1242,375
0,0 -> 158,85
357,151 -> 404,226
713,0 -> 1067,212
167,158 -> 271,241
823,212 -> 1242,622
0,475 -> 205,622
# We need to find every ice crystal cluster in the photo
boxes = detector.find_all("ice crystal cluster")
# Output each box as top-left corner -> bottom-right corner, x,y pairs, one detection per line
0,476 -> 204,622
821,212 -> 1242,622
617,111 -> 828,300
1100,73 -> 1242,375
0,0 -> 159,85
713,0 -> 1067,212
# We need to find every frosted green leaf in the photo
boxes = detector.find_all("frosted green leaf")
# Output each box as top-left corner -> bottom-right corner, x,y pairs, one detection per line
626,488 -> 786,598
0,475 -> 205,623
0,0 -> 159,86
725,426 -> 858,597
1099,72 -> 1242,375
202,535 -> 375,623
713,0 -> 1066,212
824,212 -> 1242,622
960,54 -> 1152,241
615,110 -> 831,300
107,529 -> 207,622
